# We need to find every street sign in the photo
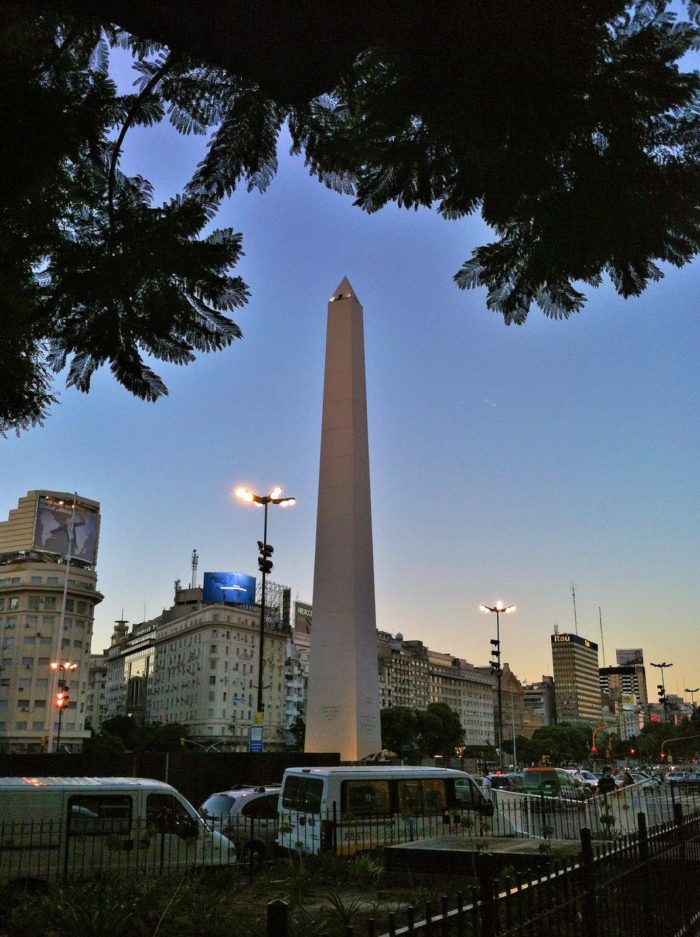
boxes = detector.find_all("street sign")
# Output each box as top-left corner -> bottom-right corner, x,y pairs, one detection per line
248,725 -> 264,753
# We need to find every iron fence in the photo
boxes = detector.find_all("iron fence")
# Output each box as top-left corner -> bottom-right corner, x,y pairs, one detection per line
0,814 -> 241,885
267,805 -> 700,937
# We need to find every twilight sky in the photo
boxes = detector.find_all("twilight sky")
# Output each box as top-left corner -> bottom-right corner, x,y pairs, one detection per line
2,47 -> 699,695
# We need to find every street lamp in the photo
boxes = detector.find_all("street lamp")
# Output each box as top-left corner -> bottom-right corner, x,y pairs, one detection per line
686,687 -> 699,708
651,661 -> 673,722
50,660 -> 77,751
235,486 -> 295,727
479,601 -> 516,770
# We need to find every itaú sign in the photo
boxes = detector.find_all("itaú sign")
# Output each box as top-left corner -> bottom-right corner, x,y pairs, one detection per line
552,633 -> 595,649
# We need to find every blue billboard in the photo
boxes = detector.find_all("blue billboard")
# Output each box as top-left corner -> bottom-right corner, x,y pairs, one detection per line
203,571 -> 256,606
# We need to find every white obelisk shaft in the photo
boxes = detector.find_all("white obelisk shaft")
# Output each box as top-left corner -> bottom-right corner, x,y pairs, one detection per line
304,278 -> 382,761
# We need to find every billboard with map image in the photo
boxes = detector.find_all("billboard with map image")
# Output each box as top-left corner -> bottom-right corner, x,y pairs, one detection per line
33,497 -> 99,564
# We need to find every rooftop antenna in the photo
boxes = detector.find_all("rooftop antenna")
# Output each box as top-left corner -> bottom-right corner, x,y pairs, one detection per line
598,606 -> 606,667
191,548 -> 199,589
571,580 -> 579,636
553,621 -> 559,635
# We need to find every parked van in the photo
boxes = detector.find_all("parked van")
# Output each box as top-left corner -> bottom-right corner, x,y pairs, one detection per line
277,766 -> 493,855
0,777 -> 236,886
521,767 -> 585,801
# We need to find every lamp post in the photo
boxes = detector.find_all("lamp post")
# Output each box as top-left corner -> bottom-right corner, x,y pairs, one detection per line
479,601 -> 516,770
235,486 -> 295,727
651,661 -> 673,722
686,687 -> 699,708
50,660 -> 77,751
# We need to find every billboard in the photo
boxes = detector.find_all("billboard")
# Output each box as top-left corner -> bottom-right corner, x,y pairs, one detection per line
203,571 -> 256,606
616,648 -> 644,666
33,496 -> 99,564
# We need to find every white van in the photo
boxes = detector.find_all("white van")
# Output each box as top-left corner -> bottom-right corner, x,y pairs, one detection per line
277,765 -> 494,855
0,776 -> 236,886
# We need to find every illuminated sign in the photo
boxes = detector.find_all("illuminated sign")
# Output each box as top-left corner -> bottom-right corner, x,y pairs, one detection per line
33,496 -> 99,564
551,632 -> 599,650
203,572 -> 256,606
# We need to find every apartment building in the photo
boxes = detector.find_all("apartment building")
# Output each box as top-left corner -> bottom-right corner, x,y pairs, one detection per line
429,650 -> 496,746
97,580 -> 291,750
0,491 -> 102,752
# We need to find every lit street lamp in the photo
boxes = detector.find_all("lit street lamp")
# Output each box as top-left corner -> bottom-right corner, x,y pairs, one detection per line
686,687 -> 699,708
651,661 -> 673,722
50,660 -> 77,751
479,601 -> 516,770
235,486 -> 295,731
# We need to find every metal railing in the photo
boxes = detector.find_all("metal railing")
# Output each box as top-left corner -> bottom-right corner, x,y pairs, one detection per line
0,815 -> 238,884
267,804 -> 700,937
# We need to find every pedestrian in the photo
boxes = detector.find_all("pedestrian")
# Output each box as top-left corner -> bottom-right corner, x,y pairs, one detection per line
597,765 -> 616,796
481,769 -> 492,791
620,770 -> 635,788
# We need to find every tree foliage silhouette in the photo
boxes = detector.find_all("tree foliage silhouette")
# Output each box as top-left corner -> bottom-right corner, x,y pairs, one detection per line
2,2 -> 699,432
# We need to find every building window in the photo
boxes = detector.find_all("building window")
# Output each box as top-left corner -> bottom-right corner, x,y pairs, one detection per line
9,598 -> 19,611
76,601 -> 86,614
47,577 -> 59,586
43,597 -> 57,610
32,721 -> 44,730
30,576 -> 42,585
209,676 -> 216,685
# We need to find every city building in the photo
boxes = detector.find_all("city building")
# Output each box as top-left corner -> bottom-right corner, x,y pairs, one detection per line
100,579 -> 291,750
378,633 -> 431,711
522,676 -> 556,733
84,653 -> 108,731
431,652 -> 497,747
0,490 -> 103,752
599,666 -> 648,708
283,601 -> 312,745
551,630 -> 601,726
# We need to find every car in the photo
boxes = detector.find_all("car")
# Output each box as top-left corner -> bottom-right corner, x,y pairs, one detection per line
667,771 -> 700,787
575,770 -> 599,790
562,768 -> 598,790
488,773 -> 524,792
615,772 -> 660,792
199,785 -> 280,865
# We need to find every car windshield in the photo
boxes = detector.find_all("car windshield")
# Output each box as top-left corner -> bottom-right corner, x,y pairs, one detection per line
200,794 -> 236,817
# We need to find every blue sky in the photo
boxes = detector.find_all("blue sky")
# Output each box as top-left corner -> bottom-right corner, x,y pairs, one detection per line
2,46 -> 699,695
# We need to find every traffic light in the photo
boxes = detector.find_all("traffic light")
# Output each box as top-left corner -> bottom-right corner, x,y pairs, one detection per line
591,746 -> 598,754
56,688 -> 69,709
490,638 -> 501,674
257,540 -> 274,575
657,683 -> 666,704
660,751 -> 666,761
628,748 -> 636,757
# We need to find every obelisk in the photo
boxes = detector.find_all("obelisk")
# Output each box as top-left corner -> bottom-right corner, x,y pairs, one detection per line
304,278 -> 382,761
